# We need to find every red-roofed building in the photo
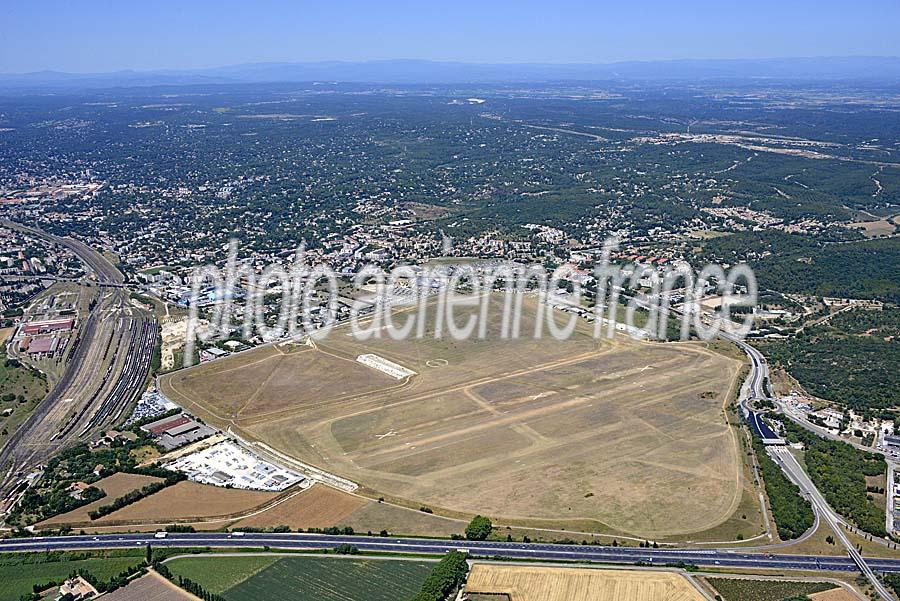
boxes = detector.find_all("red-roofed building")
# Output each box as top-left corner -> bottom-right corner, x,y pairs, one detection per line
146,414 -> 192,436
26,336 -> 58,355
22,318 -> 74,335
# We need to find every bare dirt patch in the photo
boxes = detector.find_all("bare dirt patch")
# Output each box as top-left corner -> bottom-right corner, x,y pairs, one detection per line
809,587 -> 862,601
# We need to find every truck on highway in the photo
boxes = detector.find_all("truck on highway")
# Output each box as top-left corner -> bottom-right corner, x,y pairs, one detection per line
154,532 -> 168,539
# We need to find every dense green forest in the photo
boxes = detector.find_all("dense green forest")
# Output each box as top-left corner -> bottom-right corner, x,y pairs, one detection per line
410,551 -> 469,601
758,308 -> 899,409
701,233 -> 900,303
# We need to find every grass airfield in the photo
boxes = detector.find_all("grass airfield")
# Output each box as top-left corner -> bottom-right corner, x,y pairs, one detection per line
161,295 -> 744,537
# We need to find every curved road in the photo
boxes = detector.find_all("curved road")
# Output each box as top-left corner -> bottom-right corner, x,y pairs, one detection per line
727,333 -> 894,600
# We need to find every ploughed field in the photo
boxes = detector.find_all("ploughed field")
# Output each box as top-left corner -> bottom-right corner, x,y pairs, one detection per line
160,295 -> 744,536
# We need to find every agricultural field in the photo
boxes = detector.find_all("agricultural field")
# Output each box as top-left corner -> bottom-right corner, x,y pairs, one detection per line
231,484 -> 367,530
102,572 -> 196,601
847,214 -> 898,238
166,555 -> 434,601
37,472 -> 161,527
465,564 -> 706,601
166,556 -> 280,594
703,577 -> 838,601
160,295 -> 745,537
0,552 -> 144,600
88,481 -> 276,525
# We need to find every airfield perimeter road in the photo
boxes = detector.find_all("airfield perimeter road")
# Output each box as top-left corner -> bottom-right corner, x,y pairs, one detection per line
0,221 -> 156,512
4,531 -> 900,575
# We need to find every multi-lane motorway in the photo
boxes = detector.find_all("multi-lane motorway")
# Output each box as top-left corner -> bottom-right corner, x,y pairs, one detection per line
1,267 -> 897,597
2,531 -> 900,574
729,333 -> 895,600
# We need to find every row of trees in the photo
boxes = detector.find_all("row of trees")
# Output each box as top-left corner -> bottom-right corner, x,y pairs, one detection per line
88,466 -> 187,520
173,576 -> 227,601
153,561 -> 226,601
24,564 -> 147,601
749,429 -> 814,540
89,482 -> 166,520
410,551 -> 469,601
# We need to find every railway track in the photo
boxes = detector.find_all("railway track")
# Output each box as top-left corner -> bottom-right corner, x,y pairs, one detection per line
0,222 -> 156,513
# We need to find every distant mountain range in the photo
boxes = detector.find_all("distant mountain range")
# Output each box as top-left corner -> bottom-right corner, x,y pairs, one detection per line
2,56 -> 899,92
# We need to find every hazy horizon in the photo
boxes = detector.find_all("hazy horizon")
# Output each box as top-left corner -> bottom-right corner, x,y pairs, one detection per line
4,0 -> 900,74
4,55 -> 900,77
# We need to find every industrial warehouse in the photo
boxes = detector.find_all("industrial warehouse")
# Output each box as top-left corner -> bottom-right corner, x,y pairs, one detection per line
140,412 -> 216,450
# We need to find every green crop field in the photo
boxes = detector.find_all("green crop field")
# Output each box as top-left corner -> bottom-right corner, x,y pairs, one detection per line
0,345 -> 48,449
167,555 -> 434,601
0,553 -> 143,600
164,555 -> 279,594
705,577 -> 836,601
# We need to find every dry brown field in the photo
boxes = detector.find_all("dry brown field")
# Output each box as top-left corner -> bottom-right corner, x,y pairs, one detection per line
160,296 -> 745,537
848,215 -> 898,238
231,483 -> 367,530
340,499 -> 466,537
38,472 -> 162,526
92,481 -> 275,523
466,564 -> 706,601
101,571 -> 198,601
809,588 -> 862,601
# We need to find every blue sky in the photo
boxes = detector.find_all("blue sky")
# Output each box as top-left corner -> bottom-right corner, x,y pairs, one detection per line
2,0 -> 898,73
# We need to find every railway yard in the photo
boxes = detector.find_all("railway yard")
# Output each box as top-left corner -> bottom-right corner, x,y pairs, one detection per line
0,222 -> 157,513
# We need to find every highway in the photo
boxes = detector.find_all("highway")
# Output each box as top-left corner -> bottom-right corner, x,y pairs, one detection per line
771,445 -> 895,598
777,393 -> 900,540
2,531 -> 900,574
660,304 -> 895,598
726,333 -> 895,600
0,269 -> 896,597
